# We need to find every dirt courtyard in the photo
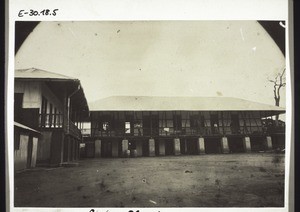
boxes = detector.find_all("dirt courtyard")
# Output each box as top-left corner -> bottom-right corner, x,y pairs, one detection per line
14,153 -> 285,207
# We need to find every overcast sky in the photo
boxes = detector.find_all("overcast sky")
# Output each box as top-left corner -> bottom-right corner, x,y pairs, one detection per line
15,21 -> 286,107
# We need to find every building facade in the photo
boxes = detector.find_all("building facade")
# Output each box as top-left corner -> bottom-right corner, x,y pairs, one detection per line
87,96 -> 285,158
14,68 -> 89,167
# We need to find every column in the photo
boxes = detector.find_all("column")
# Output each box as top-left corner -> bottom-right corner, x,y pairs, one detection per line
197,137 -> 205,154
184,139 -> 188,154
265,136 -> 273,150
76,140 -> 80,160
73,139 -> 77,160
31,137 -> 38,167
95,139 -> 101,158
68,137 -> 71,161
243,137 -> 251,153
61,89 -> 67,163
112,140 -> 119,157
121,139 -> 129,156
60,134 -> 65,164
72,139 -> 75,161
174,138 -> 181,155
159,140 -> 165,156
221,137 -> 229,153
149,138 -> 155,156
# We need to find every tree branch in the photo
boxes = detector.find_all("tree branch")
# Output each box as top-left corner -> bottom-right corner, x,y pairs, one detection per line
273,83 -> 277,99
279,67 -> 286,86
268,67 -> 286,107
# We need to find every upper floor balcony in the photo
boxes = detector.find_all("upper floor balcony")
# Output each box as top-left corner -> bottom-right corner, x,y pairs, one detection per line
91,124 -> 285,138
39,113 -> 82,140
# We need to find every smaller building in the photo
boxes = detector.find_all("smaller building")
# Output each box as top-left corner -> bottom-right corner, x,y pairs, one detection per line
14,122 -> 40,171
15,68 -> 89,167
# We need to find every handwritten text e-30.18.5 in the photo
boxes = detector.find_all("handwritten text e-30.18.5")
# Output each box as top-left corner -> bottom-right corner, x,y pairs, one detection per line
18,9 -> 59,17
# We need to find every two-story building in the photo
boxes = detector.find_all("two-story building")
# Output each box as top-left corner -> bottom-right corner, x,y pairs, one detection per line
14,68 -> 89,169
88,96 -> 285,158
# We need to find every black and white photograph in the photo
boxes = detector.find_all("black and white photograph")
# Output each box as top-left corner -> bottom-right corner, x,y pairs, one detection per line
12,20 -> 288,208
6,1 -> 293,211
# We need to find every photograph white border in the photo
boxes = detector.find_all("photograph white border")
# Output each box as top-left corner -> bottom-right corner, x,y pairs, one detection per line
6,0 -> 292,212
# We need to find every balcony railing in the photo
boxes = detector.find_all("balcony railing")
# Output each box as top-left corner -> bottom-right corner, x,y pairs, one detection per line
69,120 -> 82,139
39,113 -> 82,139
81,128 -> 91,137
39,113 -> 63,128
91,125 -> 268,137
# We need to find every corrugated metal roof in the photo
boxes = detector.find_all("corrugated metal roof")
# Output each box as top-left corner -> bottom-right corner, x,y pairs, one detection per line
89,96 -> 286,112
15,68 -> 77,81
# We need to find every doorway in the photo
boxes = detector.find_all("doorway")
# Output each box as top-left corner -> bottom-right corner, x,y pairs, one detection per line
205,137 -> 221,154
165,138 -> 174,155
101,139 -> 112,157
228,137 -> 244,153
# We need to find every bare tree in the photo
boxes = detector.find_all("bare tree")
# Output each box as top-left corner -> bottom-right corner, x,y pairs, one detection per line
268,67 -> 286,122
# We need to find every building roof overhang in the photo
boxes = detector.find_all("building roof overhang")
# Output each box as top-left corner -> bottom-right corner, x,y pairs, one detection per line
15,68 -> 89,117
89,96 -> 285,117
14,121 -> 41,134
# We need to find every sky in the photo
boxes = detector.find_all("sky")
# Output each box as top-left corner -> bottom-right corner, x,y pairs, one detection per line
15,21 -> 286,108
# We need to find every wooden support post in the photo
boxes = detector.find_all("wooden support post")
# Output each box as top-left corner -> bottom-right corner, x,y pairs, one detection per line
174,138 -> 181,155
150,111 -> 152,137
121,139 -> 129,156
221,111 -> 225,135
221,137 -> 229,154
60,134 -> 65,165
197,137 -> 205,154
61,89 -> 68,163
243,137 -> 251,153
248,112 -> 252,134
149,138 -> 155,156
67,137 -> 71,162
265,136 -> 273,150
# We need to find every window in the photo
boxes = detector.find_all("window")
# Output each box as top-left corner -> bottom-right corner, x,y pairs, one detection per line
99,115 -> 112,132
210,114 -> 219,134
102,122 -> 110,131
190,115 -> 205,128
125,114 -> 133,135
125,121 -> 131,134
173,114 -> 182,131
14,93 -> 24,123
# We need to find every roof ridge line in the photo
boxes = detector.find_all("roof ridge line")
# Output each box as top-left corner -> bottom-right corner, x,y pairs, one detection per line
15,67 -> 78,80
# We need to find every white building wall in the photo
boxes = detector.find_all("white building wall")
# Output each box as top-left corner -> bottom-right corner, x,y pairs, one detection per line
15,81 -> 63,113
31,137 -> 38,167
14,133 -> 29,171
15,81 -> 42,109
